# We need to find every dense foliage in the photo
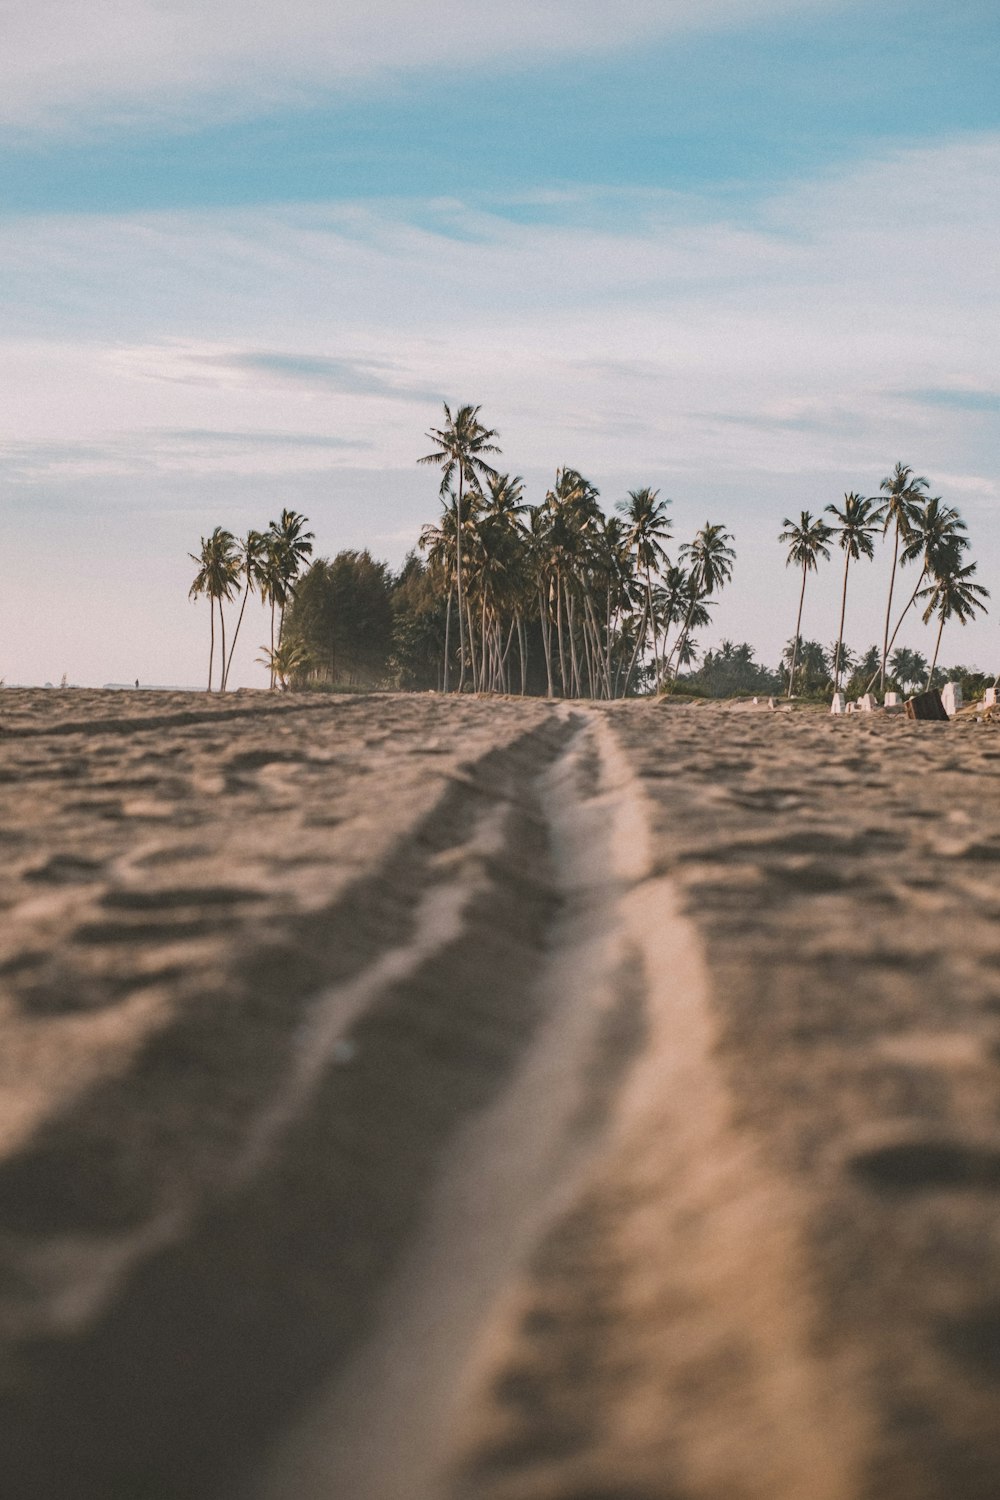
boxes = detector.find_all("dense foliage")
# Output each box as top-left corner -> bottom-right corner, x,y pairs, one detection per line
187,414 -> 993,700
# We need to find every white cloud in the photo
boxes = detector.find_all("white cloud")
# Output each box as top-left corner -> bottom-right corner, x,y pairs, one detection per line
1,0 -> 845,132
0,132 -> 997,683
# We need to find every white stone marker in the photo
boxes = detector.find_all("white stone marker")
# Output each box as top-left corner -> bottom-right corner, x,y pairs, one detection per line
830,692 -> 845,714
884,691 -> 900,707
942,682 -> 962,717
858,693 -> 877,712
984,687 -> 997,707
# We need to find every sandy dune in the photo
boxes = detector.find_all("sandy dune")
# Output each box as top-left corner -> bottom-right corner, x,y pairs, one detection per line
0,690 -> 998,1499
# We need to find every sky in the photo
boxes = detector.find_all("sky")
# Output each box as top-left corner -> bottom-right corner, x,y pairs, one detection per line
1,0 -> 997,688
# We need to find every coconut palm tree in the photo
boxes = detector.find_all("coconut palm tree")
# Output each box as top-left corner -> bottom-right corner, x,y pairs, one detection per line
871,462 -> 930,692
878,497 -> 968,675
418,404 -> 501,691
616,487 -> 672,687
888,646 -> 929,695
825,492 -> 879,691
259,510 -> 314,686
662,523 -> 735,683
828,640 -> 858,685
269,508 -> 315,645
188,527 -> 241,692
222,528 -> 267,690
256,639 -> 314,690
918,558 -> 989,688
779,511 -> 832,697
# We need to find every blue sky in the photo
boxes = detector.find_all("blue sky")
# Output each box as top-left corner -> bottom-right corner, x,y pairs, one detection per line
0,0 -> 997,686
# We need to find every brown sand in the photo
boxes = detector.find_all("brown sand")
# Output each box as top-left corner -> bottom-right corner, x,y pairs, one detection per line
0,690 -> 998,1499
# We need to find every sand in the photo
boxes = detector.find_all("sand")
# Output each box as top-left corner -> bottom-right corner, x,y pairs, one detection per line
0,689 -> 998,1499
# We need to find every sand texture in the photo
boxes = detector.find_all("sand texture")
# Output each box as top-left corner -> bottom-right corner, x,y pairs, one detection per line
0,690 -> 998,1499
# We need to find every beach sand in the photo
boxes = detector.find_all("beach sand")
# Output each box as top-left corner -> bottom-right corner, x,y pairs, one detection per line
0,689 -> 998,1499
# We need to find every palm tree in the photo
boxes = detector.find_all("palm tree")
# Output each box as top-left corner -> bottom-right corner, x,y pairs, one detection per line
188,527 -> 241,691
825,493 -> 879,691
828,640 -> 857,685
270,508 -> 315,645
616,487 -> 672,688
877,497 -> 967,678
259,510 -> 314,687
779,511 -> 832,697
223,528 -> 267,691
257,639 -> 314,690
871,462 -> 930,692
418,404 -> 500,691
918,558 -> 989,688
888,646 -> 929,695
669,522 -> 735,678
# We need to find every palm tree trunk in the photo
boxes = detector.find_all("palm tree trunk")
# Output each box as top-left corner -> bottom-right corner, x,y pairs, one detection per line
219,595 -> 227,693
880,520 -> 901,693
208,597 -> 215,692
645,568 -> 660,689
556,573 -> 568,696
833,551 -> 850,691
538,586 -> 554,697
517,611 -> 527,695
885,569 -> 927,665
480,591 -> 488,692
667,592 -> 698,685
622,598 -> 649,697
465,597 -> 477,692
269,598 -> 276,689
455,473 -> 466,693
866,562 -> 928,697
605,585 -> 614,695
442,585 -> 453,693
787,563 -> 807,698
584,593 -> 607,698
499,617 -> 516,694
567,592 -> 581,698
224,579 -> 252,691
926,615 -> 946,690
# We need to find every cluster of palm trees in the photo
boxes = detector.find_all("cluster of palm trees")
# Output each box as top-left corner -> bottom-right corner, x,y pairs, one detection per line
781,462 -> 989,699
418,404 -> 736,697
188,510 -> 314,690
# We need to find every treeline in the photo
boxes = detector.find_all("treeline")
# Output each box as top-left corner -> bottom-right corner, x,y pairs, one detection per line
187,423 -> 992,700
781,463 -> 989,699
188,402 -> 739,696
410,404 -> 735,697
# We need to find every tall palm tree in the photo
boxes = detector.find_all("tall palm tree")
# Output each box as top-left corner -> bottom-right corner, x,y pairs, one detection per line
418,404 -> 500,691
223,528 -> 267,691
779,511 -> 832,697
881,497 -> 967,670
918,557 -> 989,688
260,510 -> 314,687
825,492 -> 879,691
616,487 -> 672,688
188,527 -> 241,691
667,522 -> 736,680
871,462 -> 930,692
270,508 -> 315,646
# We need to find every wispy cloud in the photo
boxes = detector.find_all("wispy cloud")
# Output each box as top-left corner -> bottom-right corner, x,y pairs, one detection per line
191,352 -> 443,403
0,426 -> 372,480
162,427 -> 370,448
898,387 -> 1000,414
0,0 -> 842,134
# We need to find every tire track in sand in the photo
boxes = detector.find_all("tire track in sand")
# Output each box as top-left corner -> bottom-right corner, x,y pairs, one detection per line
253,712 -> 869,1500
0,703 -> 870,1500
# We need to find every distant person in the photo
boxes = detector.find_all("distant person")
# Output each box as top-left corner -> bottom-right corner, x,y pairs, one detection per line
135,679 -> 139,689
